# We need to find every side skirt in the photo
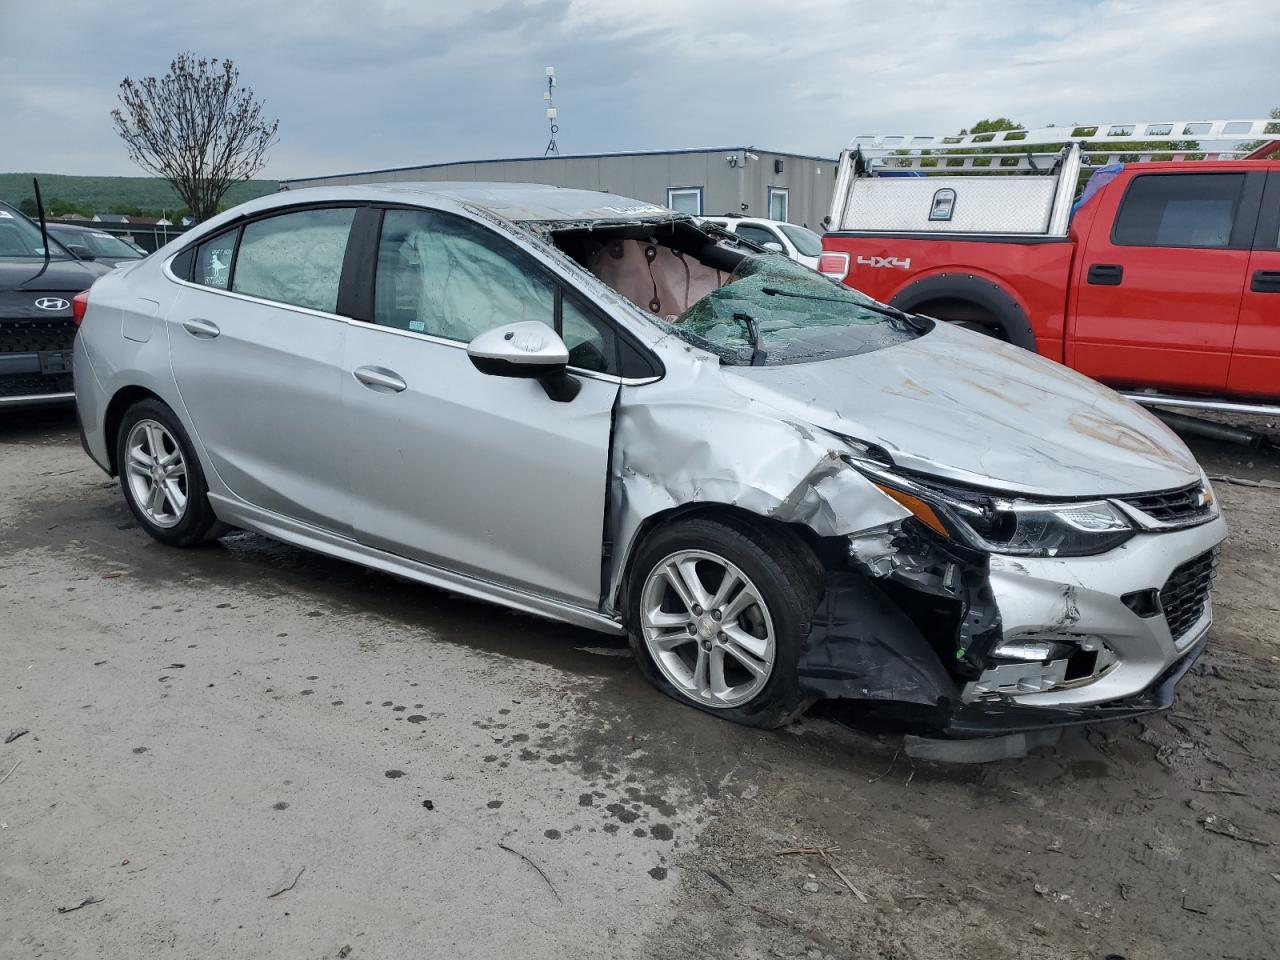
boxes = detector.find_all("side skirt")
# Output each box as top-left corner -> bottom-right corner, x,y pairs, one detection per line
208,493 -> 626,636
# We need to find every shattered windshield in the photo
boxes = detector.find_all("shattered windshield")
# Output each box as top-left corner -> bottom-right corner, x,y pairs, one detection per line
664,254 -> 921,365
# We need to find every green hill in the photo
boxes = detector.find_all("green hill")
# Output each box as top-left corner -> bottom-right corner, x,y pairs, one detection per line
0,173 -> 278,218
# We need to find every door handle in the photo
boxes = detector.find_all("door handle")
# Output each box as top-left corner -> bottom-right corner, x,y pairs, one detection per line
1251,269 -> 1280,293
1087,263 -> 1124,286
181,318 -> 220,339
353,365 -> 407,393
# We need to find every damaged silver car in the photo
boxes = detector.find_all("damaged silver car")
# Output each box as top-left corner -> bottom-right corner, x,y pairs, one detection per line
74,183 -> 1226,736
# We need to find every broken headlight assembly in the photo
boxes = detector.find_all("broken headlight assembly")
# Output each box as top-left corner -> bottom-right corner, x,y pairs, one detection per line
847,458 -> 1136,558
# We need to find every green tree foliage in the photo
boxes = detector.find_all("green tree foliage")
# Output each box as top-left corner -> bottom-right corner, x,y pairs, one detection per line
960,118 -> 1024,136
1239,106 -> 1280,156
0,173 -> 275,221
904,119 -> 1201,195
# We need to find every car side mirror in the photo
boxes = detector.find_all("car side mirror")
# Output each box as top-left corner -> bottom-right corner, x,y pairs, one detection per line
762,241 -> 784,253
467,320 -> 580,402
67,244 -> 96,261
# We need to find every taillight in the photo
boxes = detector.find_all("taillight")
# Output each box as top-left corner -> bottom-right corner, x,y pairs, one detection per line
72,289 -> 90,327
817,252 -> 850,282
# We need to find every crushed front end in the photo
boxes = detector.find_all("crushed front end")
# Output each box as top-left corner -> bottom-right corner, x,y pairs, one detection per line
801,454 -> 1227,737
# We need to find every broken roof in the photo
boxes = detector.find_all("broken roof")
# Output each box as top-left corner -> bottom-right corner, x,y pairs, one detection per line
261,181 -> 680,226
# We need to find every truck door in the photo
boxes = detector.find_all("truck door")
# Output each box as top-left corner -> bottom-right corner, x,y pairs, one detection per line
1071,171 -> 1262,392
1228,171 -> 1280,397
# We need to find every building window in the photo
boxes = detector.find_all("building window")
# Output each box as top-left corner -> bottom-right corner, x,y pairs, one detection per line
768,187 -> 789,222
666,187 -> 703,216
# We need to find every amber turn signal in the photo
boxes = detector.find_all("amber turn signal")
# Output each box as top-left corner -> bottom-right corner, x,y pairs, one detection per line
873,483 -> 951,538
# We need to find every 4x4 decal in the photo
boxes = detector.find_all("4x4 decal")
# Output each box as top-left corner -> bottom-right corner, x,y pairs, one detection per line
856,255 -> 912,270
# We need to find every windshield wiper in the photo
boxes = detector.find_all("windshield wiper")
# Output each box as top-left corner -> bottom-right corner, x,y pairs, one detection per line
760,286 -> 929,332
733,311 -> 767,366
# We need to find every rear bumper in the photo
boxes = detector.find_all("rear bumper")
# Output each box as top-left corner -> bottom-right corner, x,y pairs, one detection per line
72,334 -> 112,472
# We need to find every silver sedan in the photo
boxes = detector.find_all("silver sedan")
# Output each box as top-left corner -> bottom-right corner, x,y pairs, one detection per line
74,183 -> 1226,737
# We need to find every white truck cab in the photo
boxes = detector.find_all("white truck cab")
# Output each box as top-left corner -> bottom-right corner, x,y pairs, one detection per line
699,215 -> 823,270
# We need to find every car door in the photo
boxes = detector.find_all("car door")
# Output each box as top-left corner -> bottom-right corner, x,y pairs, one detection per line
342,206 -> 631,608
168,206 -> 356,533
1070,171 -> 1263,392
1228,170 -> 1280,396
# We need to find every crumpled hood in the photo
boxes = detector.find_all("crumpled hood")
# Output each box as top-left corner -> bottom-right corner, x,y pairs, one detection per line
720,322 -> 1201,497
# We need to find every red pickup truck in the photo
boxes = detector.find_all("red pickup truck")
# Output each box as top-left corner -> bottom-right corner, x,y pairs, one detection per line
820,121 -> 1280,414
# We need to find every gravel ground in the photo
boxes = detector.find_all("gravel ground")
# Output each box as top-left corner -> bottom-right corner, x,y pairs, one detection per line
2,409 -> 1277,960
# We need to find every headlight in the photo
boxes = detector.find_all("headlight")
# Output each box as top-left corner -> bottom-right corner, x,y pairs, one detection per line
967,499 -> 1134,557
848,458 -> 1135,558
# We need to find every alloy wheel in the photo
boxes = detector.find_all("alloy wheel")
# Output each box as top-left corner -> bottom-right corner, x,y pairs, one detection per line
124,419 -> 188,529
639,549 -> 776,709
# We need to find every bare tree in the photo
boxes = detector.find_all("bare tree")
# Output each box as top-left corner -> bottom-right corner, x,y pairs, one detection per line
112,54 -> 279,223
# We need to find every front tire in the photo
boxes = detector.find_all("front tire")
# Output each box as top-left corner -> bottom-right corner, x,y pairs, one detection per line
116,399 -> 222,547
625,517 -> 821,728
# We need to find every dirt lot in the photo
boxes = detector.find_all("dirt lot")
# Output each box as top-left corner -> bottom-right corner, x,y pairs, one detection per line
2,410 -> 1278,960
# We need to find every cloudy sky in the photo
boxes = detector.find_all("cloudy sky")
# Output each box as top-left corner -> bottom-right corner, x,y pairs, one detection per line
1,0 -> 1276,180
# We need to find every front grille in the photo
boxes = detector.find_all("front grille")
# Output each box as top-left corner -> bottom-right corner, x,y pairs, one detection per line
1119,482 -> 1213,527
1159,548 -> 1218,643
0,372 -> 72,398
1,317 -> 76,354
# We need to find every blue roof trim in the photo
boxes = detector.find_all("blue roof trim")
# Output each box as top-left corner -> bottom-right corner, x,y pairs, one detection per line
280,146 -> 839,186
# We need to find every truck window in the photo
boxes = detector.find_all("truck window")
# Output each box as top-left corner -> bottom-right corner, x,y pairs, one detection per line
1112,173 -> 1245,249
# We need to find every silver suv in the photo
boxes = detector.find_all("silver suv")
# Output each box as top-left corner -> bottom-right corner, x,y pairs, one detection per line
74,183 -> 1226,734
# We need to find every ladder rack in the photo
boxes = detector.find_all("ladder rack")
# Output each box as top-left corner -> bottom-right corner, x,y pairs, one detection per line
852,119 -> 1280,173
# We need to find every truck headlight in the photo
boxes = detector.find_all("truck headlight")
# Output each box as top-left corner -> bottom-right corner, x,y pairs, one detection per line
848,458 -> 1135,558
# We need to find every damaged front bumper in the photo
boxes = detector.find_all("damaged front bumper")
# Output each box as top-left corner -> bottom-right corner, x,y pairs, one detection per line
802,512 -> 1227,737
942,628 -> 1208,736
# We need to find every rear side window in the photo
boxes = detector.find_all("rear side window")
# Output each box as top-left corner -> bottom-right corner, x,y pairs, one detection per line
1112,173 -> 1246,249
231,208 -> 355,312
194,231 -> 236,289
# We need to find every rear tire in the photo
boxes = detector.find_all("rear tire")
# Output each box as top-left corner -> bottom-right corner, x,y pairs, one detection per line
116,399 -> 223,547
625,516 -> 822,729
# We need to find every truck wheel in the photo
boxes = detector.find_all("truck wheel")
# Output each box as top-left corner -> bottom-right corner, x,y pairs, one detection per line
625,516 -> 821,729
910,299 -> 1009,341
890,275 -> 1037,351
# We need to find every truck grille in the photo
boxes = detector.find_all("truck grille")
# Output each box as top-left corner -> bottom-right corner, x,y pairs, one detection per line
1119,482 -> 1214,527
1,317 -> 76,354
1159,548 -> 1218,643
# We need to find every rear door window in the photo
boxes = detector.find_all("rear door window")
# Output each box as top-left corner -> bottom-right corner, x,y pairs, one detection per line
231,207 -> 356,312
1112,173 -> 1246,249
194,231 -> 237,289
